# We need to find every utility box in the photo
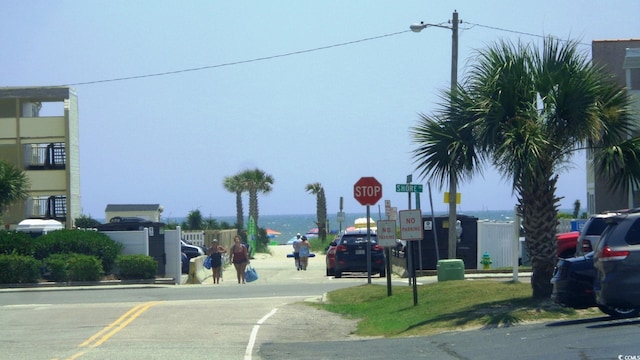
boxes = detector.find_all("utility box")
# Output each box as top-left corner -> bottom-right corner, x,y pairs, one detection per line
419,215 -> 478,269
437,259 -> 465,281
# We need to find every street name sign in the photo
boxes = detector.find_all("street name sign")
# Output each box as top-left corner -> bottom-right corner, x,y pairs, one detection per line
395,184 -> 423,193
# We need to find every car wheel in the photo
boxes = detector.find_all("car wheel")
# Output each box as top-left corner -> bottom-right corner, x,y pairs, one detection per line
326,267 -> 334,276
379,269 -> 386,277
598,305 -> 640,318
335,270 -> 342,278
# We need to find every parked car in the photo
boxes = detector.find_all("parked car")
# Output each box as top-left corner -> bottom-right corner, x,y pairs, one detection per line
325,239 -> 338,276
551,252 -> 596,309
593,212 -> 640,318
556,231 -> 580,258
181,252 -> 190,274
331,229 -> 386,278
575,212 -> 619,256
181,240 -> 206,259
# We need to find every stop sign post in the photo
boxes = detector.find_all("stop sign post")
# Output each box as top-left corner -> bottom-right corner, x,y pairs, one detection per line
354,177 -> 383,206
353,177 -> 383,285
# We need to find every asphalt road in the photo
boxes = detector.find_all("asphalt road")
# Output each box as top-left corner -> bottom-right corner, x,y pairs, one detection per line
2,245 -> 634,360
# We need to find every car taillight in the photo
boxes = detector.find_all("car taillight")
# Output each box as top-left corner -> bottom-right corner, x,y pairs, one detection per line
372,244 -> 384,251
336,245 -> 348,252
582,240 -> 592,253
598,246 -> 629,261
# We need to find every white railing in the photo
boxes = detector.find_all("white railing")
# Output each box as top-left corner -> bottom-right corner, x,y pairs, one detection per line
182,231 -> 205,247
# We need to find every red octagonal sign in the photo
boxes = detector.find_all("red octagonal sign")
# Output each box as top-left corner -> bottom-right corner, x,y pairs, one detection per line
354,177 -> 383,206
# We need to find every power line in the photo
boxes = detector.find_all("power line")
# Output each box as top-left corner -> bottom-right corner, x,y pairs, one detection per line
61,30 -> 410,87
60,21 -> 589,87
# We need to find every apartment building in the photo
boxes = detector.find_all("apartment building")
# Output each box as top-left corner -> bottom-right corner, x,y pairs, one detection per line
588,40 -> 640,214
0,87 -> 80,229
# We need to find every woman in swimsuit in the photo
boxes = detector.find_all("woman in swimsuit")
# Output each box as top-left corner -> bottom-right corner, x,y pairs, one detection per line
229,235 -> 249,284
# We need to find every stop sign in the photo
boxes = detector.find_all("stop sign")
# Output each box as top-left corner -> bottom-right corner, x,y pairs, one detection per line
354,177 -> 383,206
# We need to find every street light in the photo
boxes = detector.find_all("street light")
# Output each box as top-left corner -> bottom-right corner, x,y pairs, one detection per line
411,10 -> 460,260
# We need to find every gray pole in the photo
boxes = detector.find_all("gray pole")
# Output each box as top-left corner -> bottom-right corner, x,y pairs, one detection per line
447,10 -> 460,260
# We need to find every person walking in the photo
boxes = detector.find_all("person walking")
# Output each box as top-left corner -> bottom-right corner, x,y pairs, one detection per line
207,239 -> 226,284
229,235 -> 249,284
292,233 -> 302,270
299,235 -> 311,271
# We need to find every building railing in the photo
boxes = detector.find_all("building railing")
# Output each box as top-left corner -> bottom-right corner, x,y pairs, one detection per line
25,196 -> 67,222
24,143 -> 66,170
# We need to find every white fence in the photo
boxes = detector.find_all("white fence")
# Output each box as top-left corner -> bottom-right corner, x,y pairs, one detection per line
476,218 -> 585,269
182,231 -> 204,247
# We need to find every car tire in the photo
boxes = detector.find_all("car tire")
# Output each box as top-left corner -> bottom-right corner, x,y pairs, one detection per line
598,305 -> 640,318
379,269 -> 386,277
335,270 -> 342,278
326,267 -> 334,276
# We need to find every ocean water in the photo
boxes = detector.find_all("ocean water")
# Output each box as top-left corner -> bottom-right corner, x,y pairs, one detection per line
167,209 -> 518,245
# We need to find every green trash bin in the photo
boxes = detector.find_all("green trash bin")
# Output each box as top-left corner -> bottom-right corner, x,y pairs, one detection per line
437,259 -> 465,281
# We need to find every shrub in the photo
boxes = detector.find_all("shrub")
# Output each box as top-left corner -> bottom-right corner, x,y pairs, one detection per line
0,231 -> 37,256
45,253 -> 103,282
115,255 -> 157,280
34,230 -> 122,273
0,253 -> 41,283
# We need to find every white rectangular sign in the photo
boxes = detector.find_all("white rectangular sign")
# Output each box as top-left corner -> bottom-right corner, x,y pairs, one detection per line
377,220 -> 397,247
399,209 -> 423,241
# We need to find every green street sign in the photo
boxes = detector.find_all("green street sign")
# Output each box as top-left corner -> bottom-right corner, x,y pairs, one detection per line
395,184 -> 423,193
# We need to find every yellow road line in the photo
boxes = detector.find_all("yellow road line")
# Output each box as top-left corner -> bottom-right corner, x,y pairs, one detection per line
78,301 -> 161,348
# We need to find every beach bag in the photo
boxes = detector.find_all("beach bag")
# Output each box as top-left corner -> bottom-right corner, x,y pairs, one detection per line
203,256 -> 212,270
245,265 -> 258,283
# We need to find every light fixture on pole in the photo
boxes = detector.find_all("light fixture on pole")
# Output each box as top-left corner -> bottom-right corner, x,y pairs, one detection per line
411,10 -> 460,260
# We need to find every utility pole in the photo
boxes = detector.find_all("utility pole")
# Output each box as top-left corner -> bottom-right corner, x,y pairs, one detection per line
447,10 -> 460,259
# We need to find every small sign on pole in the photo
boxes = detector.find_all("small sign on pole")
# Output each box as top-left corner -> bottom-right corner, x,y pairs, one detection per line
399,209 -> 423,240
377,220 -> 397,247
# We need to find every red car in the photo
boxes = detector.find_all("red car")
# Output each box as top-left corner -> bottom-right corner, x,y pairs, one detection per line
556,231 -> 580,258
325,241 -> 338,276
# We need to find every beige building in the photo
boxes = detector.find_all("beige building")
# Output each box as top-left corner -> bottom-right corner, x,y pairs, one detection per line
589,40 -> 640,213
0,87 -> 80,229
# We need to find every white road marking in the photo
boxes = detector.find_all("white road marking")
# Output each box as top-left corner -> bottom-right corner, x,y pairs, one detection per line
245,308 -> 278,360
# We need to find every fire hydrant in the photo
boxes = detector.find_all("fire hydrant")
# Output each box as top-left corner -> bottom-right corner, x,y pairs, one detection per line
480,252 -> 492,270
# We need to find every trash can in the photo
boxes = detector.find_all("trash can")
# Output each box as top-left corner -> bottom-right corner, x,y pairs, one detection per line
437,259 -> 465,281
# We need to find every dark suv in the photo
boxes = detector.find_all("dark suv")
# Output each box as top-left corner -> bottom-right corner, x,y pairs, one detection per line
332,229 -> 386,278
592,212 -> 640,318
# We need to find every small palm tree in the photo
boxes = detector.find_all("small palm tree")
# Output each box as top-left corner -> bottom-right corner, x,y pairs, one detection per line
305,182 -> 328,242
223,175 -> 245,230
239,168 -> 274,229
0,161 -> 30,221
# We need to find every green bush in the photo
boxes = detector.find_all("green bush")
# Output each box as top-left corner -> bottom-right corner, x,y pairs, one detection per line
0,253 -> 41,283
0,231 -> 37,256
45,253 -> 103,282
34,230 -> 123,273
115,255 -> 157,280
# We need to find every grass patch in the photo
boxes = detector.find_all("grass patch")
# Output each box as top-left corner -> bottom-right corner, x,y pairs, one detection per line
311,280 -> 600,337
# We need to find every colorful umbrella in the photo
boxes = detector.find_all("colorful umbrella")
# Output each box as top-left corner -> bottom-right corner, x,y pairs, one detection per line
266,228 -> 281,238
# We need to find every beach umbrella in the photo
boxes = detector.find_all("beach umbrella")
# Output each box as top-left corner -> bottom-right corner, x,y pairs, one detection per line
266,228 -> 281,238
246,215 -> 257,257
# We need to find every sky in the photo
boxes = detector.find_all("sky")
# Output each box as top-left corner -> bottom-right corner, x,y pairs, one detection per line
2,1 -> 639,219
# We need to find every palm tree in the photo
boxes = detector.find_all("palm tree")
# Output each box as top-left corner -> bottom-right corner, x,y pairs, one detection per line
411,94 -> 482,259
305,182 -> 327,242
0,161 -> 30,220
412,37 -> 639,300
223,175 -> 245,230
239,168 -> 274,229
